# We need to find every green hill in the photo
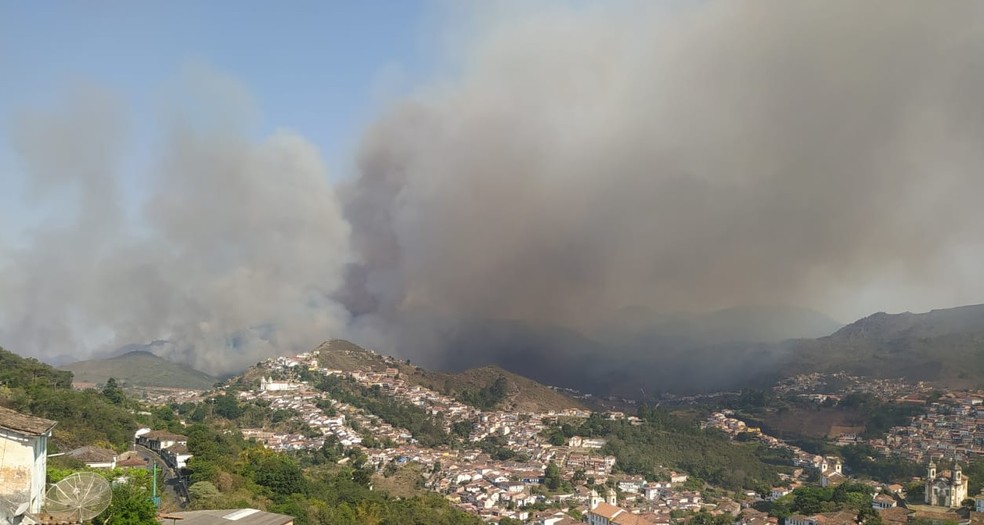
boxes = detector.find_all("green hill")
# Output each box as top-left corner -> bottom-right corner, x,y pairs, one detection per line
311,339 -> 586,412
0,346 -> 138,450
0,346 -> 73,389
62,350 -> 218,389
407,364 -> 588,413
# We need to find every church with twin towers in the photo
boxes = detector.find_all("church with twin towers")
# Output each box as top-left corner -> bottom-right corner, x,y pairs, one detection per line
925,459 -> 969,509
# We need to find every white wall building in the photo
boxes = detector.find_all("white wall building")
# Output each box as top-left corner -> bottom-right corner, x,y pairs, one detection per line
260,377 -> 300,392
0,406 -> 56,514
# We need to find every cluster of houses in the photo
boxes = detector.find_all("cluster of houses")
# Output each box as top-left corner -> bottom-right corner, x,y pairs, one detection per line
444,469 -> 708,524
879,391 -> 984,463
74,348 -> 982,525
238,387 -> 385,451
773,373 -> 924,402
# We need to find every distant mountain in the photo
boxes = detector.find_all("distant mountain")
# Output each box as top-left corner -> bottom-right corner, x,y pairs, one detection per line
382,304 -> 984,397
381,306 -> 841,398
62,350 -> 218,389
782,304 -> 984,389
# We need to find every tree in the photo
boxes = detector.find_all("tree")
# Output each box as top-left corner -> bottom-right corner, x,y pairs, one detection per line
354,501 -> 383,525
93,481 -> 159,525
545,461 -> 562,491
212,394 -> 244,420
102,378 -> 127,405
352,467 -> 373,488
255,455 -> 308,498
188,481 -> 220,504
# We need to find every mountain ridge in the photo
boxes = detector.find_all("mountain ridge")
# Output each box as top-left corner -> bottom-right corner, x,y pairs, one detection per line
782,303 -> 984,389
61,349 -> 219,389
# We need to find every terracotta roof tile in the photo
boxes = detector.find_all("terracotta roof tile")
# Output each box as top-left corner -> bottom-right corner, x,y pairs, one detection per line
0,405 -> 56,436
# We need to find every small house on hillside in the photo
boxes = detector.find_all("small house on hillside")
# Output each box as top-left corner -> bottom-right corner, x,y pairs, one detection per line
136,430 -> 187,452
0,406 -> 56,514
161,444 -> 193,470
65,446 -> 117,469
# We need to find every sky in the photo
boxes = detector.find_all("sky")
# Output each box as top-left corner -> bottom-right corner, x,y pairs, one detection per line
0,1 -> 433,240
3,1 -> 984,373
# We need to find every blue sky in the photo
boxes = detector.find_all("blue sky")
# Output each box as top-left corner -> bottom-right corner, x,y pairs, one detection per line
0,1 -> 437,241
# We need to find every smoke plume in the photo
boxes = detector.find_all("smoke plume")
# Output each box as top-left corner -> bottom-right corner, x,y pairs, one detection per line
5,1 -> 984,383
343,1 -> 984,339
1,70 -> 351,373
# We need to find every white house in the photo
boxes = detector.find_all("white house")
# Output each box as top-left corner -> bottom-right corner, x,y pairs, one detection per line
618,476 -> 646,494
786,515 -> 818,525
769,487 -> 792,501
0,406 -> 56,514
161,444 -> 194,470
975,490 -> 984,513
136,430 -> 188,452
872,494 -> 897,509
669,471 -> 689,484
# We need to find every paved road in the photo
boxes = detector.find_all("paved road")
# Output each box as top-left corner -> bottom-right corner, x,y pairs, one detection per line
134,444 -> 189,508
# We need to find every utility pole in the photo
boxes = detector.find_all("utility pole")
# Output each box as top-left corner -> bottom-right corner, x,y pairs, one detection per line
152,462 -> 161,508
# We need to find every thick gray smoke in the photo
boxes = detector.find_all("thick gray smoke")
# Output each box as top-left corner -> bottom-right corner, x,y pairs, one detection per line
5,1 -> 984,383
343,1 -> 984,341
1,70 -> 351,374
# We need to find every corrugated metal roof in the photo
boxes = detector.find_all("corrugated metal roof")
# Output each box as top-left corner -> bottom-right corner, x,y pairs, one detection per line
162,509 -> 293,525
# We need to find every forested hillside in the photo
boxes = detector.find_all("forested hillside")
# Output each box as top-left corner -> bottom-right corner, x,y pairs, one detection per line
544,408 -> 786,491
0,346 -> 139,450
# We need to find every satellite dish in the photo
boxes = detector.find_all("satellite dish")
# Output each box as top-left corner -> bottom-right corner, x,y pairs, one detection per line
44,473 -> 112,522
13,502 -> 29,517
0,494 -> 32,525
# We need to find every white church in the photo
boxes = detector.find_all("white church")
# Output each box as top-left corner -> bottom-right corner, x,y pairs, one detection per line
924,459 -> 969,509
259,377 -> 301,392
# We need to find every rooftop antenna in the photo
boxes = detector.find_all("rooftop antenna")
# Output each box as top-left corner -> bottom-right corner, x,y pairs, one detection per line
44,472 -> 112,523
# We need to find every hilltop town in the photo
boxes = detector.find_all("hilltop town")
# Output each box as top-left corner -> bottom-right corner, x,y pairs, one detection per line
4,341 -> 984,525
130,344 -> 984,525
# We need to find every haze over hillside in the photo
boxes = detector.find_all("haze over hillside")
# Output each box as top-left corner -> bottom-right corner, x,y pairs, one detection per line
62,350 -> 218,390
381,304 -> 983,397
4,2 -> 984,384
781,304 -> 984,390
